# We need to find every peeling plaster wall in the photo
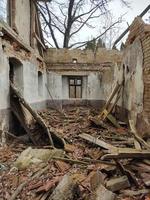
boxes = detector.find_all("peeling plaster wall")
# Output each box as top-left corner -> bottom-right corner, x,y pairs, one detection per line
122,38 -> 144,124
121,17 -> 150,131
0,42 -> 48,129
0,39 -> 9,111
47,72 -> 62,100
0,0 -> 47,130
45,48 -> 122,107
46,65 -> 116,108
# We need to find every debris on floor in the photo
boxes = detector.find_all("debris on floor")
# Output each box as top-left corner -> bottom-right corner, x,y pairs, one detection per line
0,105 -> 150,200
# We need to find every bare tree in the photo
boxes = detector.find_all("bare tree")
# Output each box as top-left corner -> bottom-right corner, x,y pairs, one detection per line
36,0 -> 129,48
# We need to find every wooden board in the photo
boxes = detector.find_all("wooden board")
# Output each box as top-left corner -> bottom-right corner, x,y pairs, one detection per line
79,133 -> 117,151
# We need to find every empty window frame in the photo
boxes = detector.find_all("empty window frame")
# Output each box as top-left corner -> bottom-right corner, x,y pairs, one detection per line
0,0 -> 8,22
0,0 -> 17,28
69,77 -> 82,98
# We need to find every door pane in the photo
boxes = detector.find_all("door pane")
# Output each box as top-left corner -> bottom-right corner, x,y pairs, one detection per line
76,86 -> 82,98
69,86 -> 75,98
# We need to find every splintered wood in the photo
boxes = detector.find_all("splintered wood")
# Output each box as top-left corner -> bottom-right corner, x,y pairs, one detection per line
89,82 -> 122,128
10,82 -> 64,148
1,105 -> 150,200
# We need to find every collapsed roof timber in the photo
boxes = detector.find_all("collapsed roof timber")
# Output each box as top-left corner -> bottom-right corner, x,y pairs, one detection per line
0,0 -> 150,200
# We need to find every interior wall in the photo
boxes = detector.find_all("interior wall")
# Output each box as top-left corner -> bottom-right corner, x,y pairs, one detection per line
122,38 -> 144,124
46,66 -> 117,108
0,41 -> 10,128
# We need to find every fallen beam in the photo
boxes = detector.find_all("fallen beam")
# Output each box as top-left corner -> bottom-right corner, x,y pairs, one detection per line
10,83 -> 64,148
79,133 -> 117,151
101,148 -> 150,160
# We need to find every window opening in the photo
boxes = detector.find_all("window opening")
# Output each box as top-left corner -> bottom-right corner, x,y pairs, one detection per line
38,71 -> 43,97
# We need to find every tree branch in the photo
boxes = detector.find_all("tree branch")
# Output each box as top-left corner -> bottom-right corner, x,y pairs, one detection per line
69,19 -> 121,48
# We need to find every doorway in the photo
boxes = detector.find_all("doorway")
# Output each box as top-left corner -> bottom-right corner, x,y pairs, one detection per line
9,57 -> 24,135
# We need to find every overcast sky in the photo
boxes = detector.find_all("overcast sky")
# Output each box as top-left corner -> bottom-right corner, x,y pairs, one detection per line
42,0 -> 150,48
110,0 -> 150,26
77,0 -> 150,48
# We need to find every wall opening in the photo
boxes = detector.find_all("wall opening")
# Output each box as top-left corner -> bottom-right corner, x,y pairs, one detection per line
9,57 -> 23,93
38,71 -> 43,97
68,76 -> 82,98
72,58 -> 77,63
9,57 -> 24,135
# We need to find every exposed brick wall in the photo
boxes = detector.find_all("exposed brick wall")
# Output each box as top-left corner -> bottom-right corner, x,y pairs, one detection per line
126,17 -> 150,120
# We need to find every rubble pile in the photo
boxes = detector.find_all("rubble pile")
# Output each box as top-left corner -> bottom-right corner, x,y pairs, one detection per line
0,106 -> 150,200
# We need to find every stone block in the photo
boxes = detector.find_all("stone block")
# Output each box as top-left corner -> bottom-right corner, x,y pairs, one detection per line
106,176 -> 130,192
91,184 -> 116,200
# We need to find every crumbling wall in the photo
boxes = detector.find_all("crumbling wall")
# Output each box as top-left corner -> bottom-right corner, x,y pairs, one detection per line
122,38 -> 144,119
0,38 -> 10,127
45,48 -> 121,107
0,40 -> 48,130
0,0 -> 48,131
45,48 -> 122,64
122,17 -> 150,132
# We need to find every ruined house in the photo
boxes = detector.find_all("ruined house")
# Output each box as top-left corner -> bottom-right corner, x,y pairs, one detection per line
0,1 -> 150,200
0,0 -> 123,134
0,0 -> 150,137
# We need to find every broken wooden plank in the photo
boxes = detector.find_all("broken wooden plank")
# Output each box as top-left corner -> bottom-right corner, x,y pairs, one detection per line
101,148 -> 150,160
101,82 -> 121,112
52,156 -> 88,165
106,113 -> 121,128
121,189 -> 150,197
79,133 -> 117,151
115,160 -> 139,186
89,116 -> 108,129
134,138 -> 142,150
10,99 -> 37,145
10,82 -> 54,147
129,120 -> 150,150
108,85 -> 122,114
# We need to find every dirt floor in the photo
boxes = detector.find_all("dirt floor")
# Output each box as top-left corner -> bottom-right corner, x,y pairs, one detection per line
0,106 -> 150,200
